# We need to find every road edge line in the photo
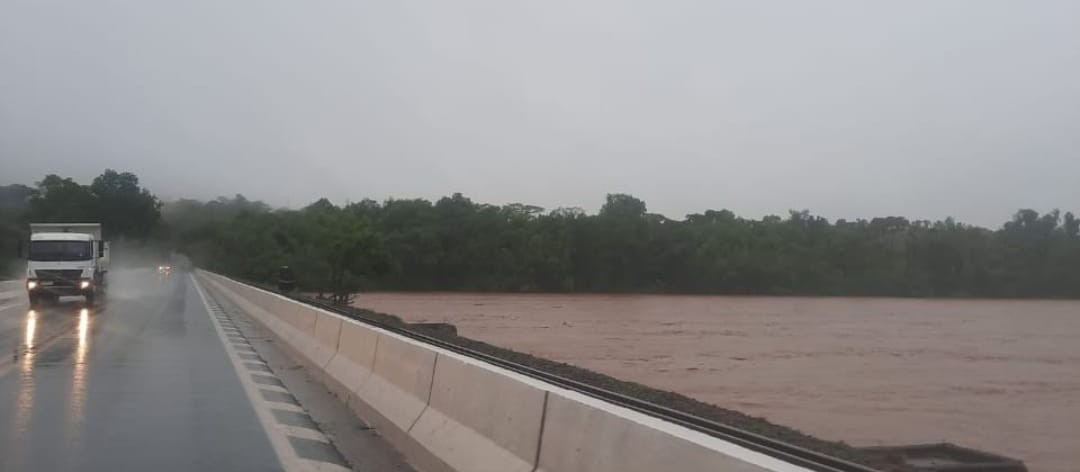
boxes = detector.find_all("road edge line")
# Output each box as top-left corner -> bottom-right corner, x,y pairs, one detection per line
191,273 -> 308,472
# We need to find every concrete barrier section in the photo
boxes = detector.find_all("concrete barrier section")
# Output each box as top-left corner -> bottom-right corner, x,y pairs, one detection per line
351,333 -> 437,435
286,302 -> 317,334
409,355 -> 546,472
258,291 -> 285,317
308,311 -> 342,368
323,321 -> 379,401
536,393 -> 774,472
264,299 -> 314,360
271,296 -> 296,322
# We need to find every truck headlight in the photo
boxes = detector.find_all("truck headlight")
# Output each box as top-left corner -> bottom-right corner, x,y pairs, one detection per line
80,280 -> 91,289
27,281 -> 37,290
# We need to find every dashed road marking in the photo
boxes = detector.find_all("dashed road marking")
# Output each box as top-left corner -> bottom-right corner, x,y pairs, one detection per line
260,389 -> 300,405
252,374 -> 286,388
268,401 -> 307,414
272,409 -> 320,430
288,436 -> 349,465
193,274 -> 349,472
246,362 -> 273,373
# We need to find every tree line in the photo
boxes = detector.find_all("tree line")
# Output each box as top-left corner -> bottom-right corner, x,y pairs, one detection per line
171,192 -> 1080,299
4,171 -> 1079,298
0,170 -> 163,274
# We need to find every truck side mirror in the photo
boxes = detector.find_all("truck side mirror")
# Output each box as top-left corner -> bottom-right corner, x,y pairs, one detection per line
98,241 -> 105,258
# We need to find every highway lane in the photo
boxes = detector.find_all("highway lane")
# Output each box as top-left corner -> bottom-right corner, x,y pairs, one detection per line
0,269 -> 282,471
0,279 -> 22,303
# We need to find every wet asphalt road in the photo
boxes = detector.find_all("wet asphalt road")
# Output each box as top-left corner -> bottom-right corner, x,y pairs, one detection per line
0,269 -> 281,471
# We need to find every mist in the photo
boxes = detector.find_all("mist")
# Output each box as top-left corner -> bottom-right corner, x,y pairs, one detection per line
2,1 -> 1079,227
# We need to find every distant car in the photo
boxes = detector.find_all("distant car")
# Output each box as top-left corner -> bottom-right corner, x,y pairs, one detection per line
158,265 -> 172,276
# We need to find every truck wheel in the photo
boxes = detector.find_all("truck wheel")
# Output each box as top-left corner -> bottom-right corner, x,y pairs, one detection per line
28,293 -> 40,307
85,292 -> 95,307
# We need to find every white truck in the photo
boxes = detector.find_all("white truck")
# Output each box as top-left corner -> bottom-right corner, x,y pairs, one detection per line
24,223 -> 109,307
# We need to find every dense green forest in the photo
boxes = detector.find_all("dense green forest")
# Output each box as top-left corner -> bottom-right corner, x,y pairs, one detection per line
3,171 -> 1080,298
0,171 -> 163,275
169,193 -> 1080,298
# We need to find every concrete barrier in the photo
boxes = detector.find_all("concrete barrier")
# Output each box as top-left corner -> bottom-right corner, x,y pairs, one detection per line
343,333 -> 437,464
251,287 -> 281,315
197,271 -> 809,472
280,305 -> 318,362
409,355 -> 547,472
308,311 -> 342,368
350,333 -> 436,432
323,321 -> 378,401
537,392 -> 780,472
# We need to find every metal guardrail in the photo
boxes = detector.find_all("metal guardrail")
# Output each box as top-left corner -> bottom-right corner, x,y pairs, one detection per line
248,280 -> 881,472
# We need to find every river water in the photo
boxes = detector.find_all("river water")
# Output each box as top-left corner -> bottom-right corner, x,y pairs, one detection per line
354,293 -> 1079,471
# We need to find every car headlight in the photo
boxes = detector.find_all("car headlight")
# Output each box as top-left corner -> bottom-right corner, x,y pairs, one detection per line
80,280 -> 91,289
27,281 -> 37,290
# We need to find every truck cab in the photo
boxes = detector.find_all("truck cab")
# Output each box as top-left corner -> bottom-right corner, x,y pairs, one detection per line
25,223 -> 109,307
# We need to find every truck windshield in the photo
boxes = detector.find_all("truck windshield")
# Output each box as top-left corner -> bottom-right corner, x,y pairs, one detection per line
28,241 -> 92,261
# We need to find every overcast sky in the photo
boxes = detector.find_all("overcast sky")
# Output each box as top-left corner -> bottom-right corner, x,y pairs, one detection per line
1,1 -> 1077,227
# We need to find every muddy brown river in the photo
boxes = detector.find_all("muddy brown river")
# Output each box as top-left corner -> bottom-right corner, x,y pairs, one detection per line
354,293 -> 1079,471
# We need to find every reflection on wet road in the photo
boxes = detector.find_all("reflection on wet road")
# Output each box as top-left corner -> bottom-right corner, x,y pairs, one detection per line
0,269 -> 281,471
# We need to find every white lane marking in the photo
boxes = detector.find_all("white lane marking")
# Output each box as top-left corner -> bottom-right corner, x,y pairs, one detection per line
192,274 -> 313,472
198,276 -> 352,472
0,301 -> 25,313
257,384 -> 291,394
267,401 -> 307,414
0,291 -> 27,312
275,422 -> 333,442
